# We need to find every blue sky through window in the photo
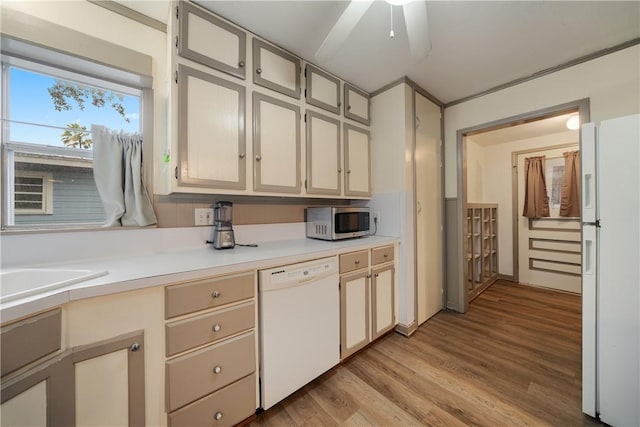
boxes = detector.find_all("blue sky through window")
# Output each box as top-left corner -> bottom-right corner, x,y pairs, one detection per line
8,67 -> 141,148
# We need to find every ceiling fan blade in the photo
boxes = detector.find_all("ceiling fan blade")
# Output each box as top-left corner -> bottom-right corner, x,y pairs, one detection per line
403,0 -> 431,61
314,0 -> 374,62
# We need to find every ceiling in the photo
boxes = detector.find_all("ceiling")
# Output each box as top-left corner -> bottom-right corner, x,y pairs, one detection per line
117,1 -> 640,104
468,112 -> 578,146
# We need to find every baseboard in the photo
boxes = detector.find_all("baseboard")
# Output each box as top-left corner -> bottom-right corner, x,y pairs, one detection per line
394,321 -> 417,337
498,274 -> 516,282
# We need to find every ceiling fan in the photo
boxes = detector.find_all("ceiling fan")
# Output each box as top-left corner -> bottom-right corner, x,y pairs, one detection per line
314,0 -> 431,62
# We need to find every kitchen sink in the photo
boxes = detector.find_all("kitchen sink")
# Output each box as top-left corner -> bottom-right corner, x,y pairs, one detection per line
0,268 -> 108,304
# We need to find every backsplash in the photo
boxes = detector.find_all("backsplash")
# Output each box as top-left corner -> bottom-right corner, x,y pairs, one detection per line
153,195 -> 347,227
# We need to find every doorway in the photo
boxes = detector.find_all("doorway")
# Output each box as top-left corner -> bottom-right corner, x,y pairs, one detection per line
455,99 -> 589,312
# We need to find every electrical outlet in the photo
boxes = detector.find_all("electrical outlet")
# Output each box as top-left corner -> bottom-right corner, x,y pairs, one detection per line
195,208 -> 214,226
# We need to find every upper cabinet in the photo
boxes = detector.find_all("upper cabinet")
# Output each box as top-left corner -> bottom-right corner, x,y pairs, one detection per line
306,110 -> 341,196
177,1 -> 246,80
344,84 -> 371,126
253,39 -> 301,99
344,124 -> 371,197
177,65 -> 246,189
253,92 -> 301,193
305,64 -> 341,114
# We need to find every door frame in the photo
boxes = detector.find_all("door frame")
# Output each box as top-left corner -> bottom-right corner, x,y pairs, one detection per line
454,98 -> 590,312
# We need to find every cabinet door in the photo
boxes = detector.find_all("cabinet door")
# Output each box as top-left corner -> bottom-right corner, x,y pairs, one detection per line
371,265 -> 395,340
177,2 -> 246,79
305,64 -> 340,114
1,350 -> 74,427
253,39 -> 301,99
177,65 -> 246,189
344,124 -> 371,197
344,84 -> 370,125
340,270 -> 370,359
253,92 -> 301,193
306,110 -> 341,195
73,331 -> 145,427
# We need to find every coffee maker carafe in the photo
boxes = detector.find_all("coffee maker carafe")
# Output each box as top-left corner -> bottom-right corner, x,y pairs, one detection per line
212,201 -> 235,249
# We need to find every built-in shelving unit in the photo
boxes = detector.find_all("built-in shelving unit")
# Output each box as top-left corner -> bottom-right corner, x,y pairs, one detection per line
465,203 -> 498,302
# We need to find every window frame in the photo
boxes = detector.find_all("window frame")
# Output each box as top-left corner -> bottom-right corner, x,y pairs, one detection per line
0,41 -> 153,231
14,170 -> 53,215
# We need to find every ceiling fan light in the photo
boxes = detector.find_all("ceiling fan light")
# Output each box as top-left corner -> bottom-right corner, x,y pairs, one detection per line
566,114 -> 580,130
386,0 -> 412,5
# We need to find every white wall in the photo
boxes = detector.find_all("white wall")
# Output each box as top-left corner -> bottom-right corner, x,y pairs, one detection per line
470,131 -> 578,276
445,45 -> 640,198
369,82 -> 416,327
465,138 -> 485,202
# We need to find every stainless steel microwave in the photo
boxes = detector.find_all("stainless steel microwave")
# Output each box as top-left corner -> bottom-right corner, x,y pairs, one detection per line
306,207 -> 370,240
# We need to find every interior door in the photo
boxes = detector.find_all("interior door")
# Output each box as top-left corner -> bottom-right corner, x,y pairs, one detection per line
415,93 -> 443,325
516,146 -> 581,293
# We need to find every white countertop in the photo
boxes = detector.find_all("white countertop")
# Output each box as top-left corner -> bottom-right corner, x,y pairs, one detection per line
1,235 -> 399,323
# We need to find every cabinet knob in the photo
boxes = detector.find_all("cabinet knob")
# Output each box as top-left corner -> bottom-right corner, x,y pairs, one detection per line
374,273 -> 379,277
239,152 -> 245,159
212,365 -> 222,374
338,168 -> 342,173
355,260 -> 360,265
367,274 -> 372,278
255,155 -> 262,161
212,324 -> 221,332
347,170 -> 351,174
239,60 -> 245,68
211,291 -> 221,299
347,105 -> 352,111
129,343 -> 140,352
384,254 -> 388,258
214,412 -> 223,421
256,68 -> 262,75
337,101 -> 342,107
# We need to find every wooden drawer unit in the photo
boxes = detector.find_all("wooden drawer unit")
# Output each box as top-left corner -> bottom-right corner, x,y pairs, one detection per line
1,309 -> 61,377
168,373 -> 256,427
166,331 -> 255,412
166,302 -> 254,357
372,245 -> 394,265
339,250 -> 369,274
165,271 -> 254,319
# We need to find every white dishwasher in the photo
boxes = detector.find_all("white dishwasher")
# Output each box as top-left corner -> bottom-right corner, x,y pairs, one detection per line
258,256 -> 339,410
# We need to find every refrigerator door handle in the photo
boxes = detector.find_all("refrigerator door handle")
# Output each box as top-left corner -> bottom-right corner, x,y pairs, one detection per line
583,238 -> 594,275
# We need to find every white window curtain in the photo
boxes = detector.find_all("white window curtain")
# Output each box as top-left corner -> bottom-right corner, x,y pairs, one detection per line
91,125 -> 157,227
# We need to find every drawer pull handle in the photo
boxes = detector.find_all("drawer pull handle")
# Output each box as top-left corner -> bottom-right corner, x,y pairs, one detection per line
212,324 -> 221,332
384,254 -> 388,258
214,412 -> 223,421
211,291 -> 221,299
354,260 -> 360,265
213,365 -> 222,374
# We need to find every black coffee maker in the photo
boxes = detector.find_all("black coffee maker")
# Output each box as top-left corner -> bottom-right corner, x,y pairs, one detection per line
212,201 -> 235,249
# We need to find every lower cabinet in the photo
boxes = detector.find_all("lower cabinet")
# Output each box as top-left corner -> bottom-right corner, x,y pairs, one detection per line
164,271 -> 257,427
339,245 -> 396,359
1,286 -> 160,427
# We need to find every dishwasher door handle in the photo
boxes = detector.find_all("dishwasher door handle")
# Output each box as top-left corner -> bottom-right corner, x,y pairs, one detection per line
261,273 -> 336,293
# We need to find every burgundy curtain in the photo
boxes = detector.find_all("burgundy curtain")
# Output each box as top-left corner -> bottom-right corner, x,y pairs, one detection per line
522,156 -> 550,218
560,150 -> 581,217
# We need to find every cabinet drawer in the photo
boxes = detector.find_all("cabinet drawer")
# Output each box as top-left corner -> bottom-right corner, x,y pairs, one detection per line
166,302 -> 254,357
339,250 -> 369,274
372,245 -> 394,265
165,272 -> 254,319
166,331 -> 255,412
168,373 -> 256,427
1,309 -> 61,377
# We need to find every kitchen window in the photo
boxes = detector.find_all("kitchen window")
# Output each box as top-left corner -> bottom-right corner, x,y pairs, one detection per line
1,49 -> 145,229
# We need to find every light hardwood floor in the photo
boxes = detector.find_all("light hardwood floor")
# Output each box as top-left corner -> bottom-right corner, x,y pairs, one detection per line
250,280 -> 602,426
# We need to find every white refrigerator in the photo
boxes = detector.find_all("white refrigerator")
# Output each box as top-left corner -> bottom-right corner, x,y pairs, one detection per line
582,114 -> 640,426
